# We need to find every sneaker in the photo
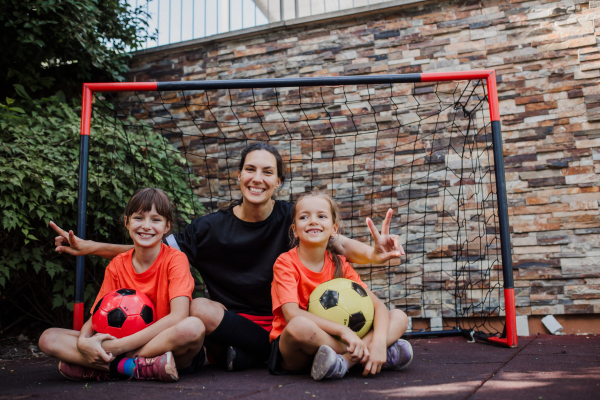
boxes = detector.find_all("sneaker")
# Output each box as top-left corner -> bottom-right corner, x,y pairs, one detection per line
132,351 -> 179,382
311,345 -> 349,381
226,346 -> 241,371
383,339 -> 413,370
58,361 -> 113,381
226,346 -> 264,372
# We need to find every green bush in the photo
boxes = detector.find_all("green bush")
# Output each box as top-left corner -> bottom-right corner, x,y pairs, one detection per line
0,88 -> 203,329
0,0 -> 153,99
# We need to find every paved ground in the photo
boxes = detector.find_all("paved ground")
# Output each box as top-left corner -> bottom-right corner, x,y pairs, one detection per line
0,334 -> 598,400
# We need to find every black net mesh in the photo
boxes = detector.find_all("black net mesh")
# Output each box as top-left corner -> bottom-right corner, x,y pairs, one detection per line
88,79 -> 505,335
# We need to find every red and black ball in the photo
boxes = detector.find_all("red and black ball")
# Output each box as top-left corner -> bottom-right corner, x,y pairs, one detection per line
92,288 -> 156,338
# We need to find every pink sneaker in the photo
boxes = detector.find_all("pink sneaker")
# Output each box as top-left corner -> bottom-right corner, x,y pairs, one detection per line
132,351 -> 179,382
58,361 -> 113,381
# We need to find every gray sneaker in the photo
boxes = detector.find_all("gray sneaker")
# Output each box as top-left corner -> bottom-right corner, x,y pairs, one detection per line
383,339 -> 413,370
311,345 -> 349,381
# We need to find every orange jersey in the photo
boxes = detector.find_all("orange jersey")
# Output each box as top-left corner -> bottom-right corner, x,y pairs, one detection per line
91,243 -> 194,321
270,247 -> 367,341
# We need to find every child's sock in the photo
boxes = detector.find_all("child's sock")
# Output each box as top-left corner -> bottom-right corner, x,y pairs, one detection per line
118,358 -> 136,377
109,354 -> 135,378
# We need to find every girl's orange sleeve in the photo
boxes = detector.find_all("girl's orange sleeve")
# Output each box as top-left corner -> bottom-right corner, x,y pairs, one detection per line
271,253 -> 300,312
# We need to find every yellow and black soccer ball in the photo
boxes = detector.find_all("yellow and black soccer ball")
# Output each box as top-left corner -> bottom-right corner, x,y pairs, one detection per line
307,278 -> 374,338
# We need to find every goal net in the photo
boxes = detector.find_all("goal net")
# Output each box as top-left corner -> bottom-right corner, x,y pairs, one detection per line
75,72 -> 516,347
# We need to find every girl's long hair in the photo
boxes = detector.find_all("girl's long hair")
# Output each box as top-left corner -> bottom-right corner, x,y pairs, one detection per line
289,191 -> 344,279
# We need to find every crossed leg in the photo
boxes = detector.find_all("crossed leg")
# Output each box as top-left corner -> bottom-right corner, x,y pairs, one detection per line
278,309 -> 408,372
38,316 -> 206,371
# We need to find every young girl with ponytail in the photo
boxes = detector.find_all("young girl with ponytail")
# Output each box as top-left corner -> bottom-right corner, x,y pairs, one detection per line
268,191 -> 413,380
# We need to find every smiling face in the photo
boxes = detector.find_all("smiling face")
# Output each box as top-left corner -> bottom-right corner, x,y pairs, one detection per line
292,196 -> 339,248
238,150 -> 282,206
124,204 -> 171,249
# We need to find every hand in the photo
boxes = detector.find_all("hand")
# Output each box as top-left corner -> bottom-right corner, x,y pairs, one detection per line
366,208 -> 405,264
362,339 -> 387,376
340,327 -> 367,362
77,333 -> 116,366
101,336 -> 125,357
50,221 -> 94,256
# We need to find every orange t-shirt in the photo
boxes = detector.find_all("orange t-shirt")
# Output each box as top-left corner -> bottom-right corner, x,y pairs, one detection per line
270,247 -> 368,342
90,243 -> 194,321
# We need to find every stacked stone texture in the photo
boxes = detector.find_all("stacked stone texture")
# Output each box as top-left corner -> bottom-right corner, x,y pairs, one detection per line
125,0 -> 600,318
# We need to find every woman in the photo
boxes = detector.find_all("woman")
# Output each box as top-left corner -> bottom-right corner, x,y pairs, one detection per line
51,143 -> 405,371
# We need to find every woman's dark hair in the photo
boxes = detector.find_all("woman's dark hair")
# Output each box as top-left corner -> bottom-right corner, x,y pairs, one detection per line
288,191 -> 345,279
231,142 -> 286,207
123,188 -> 173,230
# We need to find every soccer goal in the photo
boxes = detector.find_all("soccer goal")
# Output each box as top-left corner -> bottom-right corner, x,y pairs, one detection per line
74,71 -> 517,348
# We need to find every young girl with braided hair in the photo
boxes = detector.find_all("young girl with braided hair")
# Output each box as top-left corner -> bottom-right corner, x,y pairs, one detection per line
269,191 -> 413,380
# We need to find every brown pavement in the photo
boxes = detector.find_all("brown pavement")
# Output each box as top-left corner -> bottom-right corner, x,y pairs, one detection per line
0,334 -> 598,400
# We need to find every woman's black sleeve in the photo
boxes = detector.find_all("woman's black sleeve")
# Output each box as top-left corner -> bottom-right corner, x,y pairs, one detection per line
164,217 -> 206,267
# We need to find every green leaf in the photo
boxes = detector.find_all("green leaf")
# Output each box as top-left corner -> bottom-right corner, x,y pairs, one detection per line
52,295 -> 64,309
13,84 -> 31,100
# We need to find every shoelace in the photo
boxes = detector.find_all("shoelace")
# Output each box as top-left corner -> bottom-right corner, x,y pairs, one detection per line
384,343 -> 399,367
94,373 -> 110,382
328,356 -> 348,378
128,356 -> 141,382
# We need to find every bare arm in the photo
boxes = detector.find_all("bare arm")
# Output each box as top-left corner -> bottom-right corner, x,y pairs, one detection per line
331,208 -> 405,264
50,221 -> 133,260
101,296 -> 190,356
362,288 -> 389,375
332,235 -> 378,264
76,318 -> 117,366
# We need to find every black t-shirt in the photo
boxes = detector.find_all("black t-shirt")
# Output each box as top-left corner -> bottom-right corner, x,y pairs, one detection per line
168,200 -> 293,316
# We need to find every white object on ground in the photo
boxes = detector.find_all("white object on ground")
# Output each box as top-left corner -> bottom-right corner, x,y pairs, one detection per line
406,317 -> 412,333
541,315 -> 564,335
430,317 -> 442,331
516,315 -> 530,336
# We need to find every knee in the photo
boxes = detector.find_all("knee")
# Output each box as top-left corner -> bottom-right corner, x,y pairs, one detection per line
190,298 -> 223,332
38,328 -> 60,355
173,317 -> 205,346
283,317 -> 317,344
189,297 -> 210,319
390,309 -> 409,330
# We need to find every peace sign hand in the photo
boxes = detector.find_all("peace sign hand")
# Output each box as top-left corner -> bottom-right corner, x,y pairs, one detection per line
50,221 -> 93,256
366,208 -> 405,264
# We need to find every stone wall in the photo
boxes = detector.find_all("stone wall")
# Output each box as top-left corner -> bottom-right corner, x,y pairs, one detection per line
127,0 -> 600,317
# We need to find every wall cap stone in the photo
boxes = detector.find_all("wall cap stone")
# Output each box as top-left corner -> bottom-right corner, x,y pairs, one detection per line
132,0 -> 428,57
